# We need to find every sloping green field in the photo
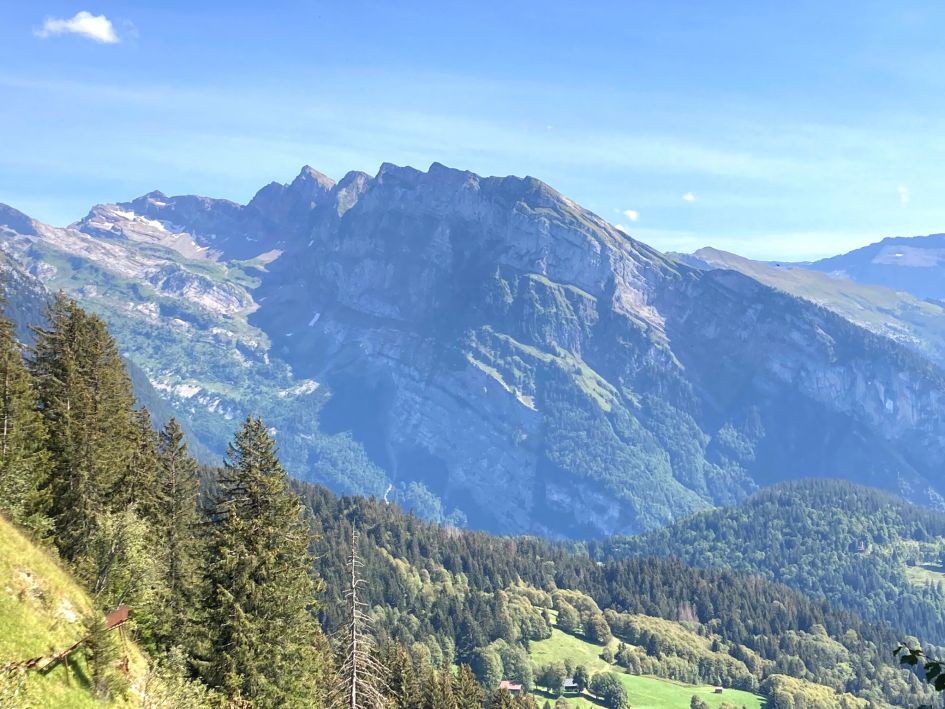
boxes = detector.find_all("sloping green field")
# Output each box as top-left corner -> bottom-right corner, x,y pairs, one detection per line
0,515 -> 144,707
528,626 -> 765,708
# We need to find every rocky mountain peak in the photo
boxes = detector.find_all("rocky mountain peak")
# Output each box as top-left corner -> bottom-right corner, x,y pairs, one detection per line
0,203 -> 37,236
141,190 -> 169,203
246,165 -> 335,223
293,165 -> 336,193
332,171 -> 373,216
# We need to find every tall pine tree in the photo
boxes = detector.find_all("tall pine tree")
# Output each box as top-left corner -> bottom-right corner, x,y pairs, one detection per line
454,664 -> 484,708
380,642 -> 421,709
114,407 -> 162,516
150,417 -> 201,650
199,417 -> 329,707
0,291 -> 51,535
29,293 -> 138,564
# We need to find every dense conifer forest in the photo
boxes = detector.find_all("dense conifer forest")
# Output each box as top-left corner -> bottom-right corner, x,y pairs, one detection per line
0,293 -> 941,708
604,480 -> 945,645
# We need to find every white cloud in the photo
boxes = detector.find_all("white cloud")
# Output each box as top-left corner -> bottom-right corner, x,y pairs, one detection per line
35,11 -> 119,44
614,223 -> 627,232
622,209 -> 639,221
898,185 -> 909,205
682,192 -> 696,202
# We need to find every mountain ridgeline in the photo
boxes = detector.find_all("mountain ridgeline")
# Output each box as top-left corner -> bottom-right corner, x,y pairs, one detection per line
806,233 -> 945,301
3,163 -> 945,537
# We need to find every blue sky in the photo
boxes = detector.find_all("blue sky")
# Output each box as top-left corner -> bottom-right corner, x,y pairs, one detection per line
3,2 -> 945,259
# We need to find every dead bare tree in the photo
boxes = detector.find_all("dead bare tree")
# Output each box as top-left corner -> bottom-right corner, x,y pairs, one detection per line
330,530 -> 388,709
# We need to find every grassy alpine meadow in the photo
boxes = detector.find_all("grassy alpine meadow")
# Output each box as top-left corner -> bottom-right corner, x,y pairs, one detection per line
531,678 -> 765,709
527,624 -> 766,708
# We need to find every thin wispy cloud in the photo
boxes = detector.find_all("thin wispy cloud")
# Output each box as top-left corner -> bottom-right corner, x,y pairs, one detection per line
35,11 -> 119,44
682,192 -> 696,202
623,209 -> 639,221
898,185 -> 910,205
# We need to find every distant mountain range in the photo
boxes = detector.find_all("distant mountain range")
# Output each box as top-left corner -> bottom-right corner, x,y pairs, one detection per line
806,233 -> 945,302
4,163 -> 945,537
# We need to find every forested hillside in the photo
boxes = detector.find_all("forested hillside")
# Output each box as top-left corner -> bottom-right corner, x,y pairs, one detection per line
0,291 -> 939,708
299,481 -> 936,708
606,480 -> 945,646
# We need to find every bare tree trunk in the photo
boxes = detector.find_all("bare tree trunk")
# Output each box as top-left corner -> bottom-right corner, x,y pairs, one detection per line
331,529 -> 388,709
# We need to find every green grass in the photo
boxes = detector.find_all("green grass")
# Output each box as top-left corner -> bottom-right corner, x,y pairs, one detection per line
533,677 -> 764,709
903,560 -> 945,586
524,272 -> 597,303
0,515 -> 145,707
528,623 -> 765,709
529,624 -> 619,673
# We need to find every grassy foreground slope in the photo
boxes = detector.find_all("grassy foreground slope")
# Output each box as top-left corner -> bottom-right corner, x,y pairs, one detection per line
0,515 -> 145,707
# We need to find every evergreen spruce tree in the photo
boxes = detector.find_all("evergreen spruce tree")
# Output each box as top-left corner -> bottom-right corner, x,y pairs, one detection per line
454,664 -> 484,708
150,417 -> 201,650
0,294 -> 51,535
381,642 -> 421,709
29,293 -> 137,565
114,407 -> 162,516
489,689 -> 516,709
199,417 -> 329,707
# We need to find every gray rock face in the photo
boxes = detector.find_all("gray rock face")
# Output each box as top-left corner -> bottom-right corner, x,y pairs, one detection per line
0,204 -> 37,236
4,162 -> 945,536
254,163 -> 945,532
75,165 -> 334,261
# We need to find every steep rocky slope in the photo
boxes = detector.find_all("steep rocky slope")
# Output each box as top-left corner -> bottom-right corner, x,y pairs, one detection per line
680,247 -> 945,366
3,163 -> 945,536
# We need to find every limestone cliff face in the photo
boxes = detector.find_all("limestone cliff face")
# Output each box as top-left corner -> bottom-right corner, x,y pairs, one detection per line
4,162 -> 945,536
252,163 -> 945,533
658,270 -> 945,499
250,164 -> 699,534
